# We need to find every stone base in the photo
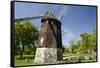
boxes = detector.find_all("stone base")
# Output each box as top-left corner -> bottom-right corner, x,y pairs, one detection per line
34,48 -> 63,63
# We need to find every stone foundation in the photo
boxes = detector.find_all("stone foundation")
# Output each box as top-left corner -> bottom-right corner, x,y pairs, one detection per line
34,48 -> 63,63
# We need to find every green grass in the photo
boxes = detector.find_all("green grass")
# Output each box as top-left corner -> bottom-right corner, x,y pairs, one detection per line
63,53 -> 96,58
15,55 -> 39,66
81,59 -> 96,62
63,53 -> 96,63
15,59 -> 37,66
15,53 -> 97,66
63,53 -> 95,57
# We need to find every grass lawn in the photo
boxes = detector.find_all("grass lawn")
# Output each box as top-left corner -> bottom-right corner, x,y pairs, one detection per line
15,59 -> 37,66
15,53 -> 97,66
63,53 -> 96,57
63,53 -> 97,63
15,55 -> 39,66
63,53 -> 96,58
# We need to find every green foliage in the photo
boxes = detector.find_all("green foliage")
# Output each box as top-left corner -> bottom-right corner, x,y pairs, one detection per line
64,47 -> 70,53
66,25 -> 97,54
15,21 -> 39,58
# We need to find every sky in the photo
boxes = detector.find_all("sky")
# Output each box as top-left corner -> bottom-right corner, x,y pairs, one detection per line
14,2 -> 97,47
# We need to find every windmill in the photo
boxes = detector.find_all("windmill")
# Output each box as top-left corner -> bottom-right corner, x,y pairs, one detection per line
15,6 -> 70,63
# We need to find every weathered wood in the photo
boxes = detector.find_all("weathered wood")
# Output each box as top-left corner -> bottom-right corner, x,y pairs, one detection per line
34,12 -> 63,63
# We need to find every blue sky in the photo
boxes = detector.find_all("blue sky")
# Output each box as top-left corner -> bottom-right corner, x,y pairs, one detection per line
14,2 -> 97,47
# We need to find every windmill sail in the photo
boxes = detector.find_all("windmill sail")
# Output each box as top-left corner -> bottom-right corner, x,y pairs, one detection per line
58,6 -> 69,20
15,16 -> 43,22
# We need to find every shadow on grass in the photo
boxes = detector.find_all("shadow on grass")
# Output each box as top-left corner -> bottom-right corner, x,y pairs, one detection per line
15,55 -> 35,60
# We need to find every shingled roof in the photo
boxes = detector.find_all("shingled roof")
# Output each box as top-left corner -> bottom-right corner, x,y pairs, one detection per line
42,11 -> 57,19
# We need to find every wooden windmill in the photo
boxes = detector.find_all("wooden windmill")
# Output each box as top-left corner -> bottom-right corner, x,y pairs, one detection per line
15,6 -> 69,63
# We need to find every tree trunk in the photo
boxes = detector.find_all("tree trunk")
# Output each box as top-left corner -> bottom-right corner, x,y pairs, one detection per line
20,45 -> 25,59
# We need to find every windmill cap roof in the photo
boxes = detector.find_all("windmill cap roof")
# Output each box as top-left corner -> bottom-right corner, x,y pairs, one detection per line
41,11 -> 61,24
42,11 -> 56,19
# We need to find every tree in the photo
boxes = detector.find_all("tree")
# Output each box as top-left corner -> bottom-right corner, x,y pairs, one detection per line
89,25 -> 97,52
78,27 -> 96,54
80,33 -> 91,52
15,21 -> 39,58
69,40 -> 77,53
64,47 -> 70,53
73,40 -> 81,54
68,25 -> 97,54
